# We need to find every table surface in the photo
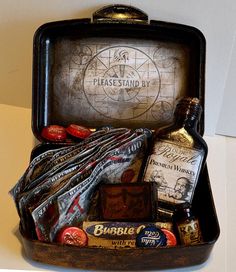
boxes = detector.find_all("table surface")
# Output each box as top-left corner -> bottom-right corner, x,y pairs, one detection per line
0,103 -> 234,272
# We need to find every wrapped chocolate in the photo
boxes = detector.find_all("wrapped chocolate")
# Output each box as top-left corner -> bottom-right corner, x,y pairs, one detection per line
49,132 -> 149,241
99,182 -> 157,221
30,158 -> 97,241
10,127 -> 125,202
10,127 -> 152,242
10,147 -> 62,201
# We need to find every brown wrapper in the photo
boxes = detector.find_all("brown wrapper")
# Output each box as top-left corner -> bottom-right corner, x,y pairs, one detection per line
99,182 -> 157,221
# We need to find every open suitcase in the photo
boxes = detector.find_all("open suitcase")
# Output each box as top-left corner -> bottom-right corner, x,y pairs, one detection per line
19,4 -> 219,270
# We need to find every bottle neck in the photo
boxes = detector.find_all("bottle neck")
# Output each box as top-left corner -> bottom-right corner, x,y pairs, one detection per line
175,205 -> 194,222
173,97 -> 202,130
174,114 -> 199,129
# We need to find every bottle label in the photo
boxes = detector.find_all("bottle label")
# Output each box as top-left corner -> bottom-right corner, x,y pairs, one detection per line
177,219 -> 202,245
144,140 -> 204,205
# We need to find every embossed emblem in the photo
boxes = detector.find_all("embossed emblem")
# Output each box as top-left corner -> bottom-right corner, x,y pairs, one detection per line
83,46 -> 161,120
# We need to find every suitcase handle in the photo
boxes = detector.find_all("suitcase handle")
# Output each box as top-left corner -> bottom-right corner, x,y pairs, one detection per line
93,4 -> 148,24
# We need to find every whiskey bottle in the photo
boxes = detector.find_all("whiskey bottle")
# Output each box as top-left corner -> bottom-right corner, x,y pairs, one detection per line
143,97 -> 207,208
174,202 -> 203,245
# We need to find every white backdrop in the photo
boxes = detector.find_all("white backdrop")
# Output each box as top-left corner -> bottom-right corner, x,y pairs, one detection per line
0,2 -> 235,271
1,0 -> 236,135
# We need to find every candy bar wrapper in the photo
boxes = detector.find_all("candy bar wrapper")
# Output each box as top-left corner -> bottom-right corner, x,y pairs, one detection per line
11,127 -> 152,242
44,128 -> 128,171
24,144 -> 99,193
94,132 -> 137,169
30,149 -> 104,242
9,148 -> 60,202
82,221 -> 173,248
43,127 -> 112,164
50,133 -> 149,241
20,128 -> 127,197
18,164 -> 82,234
9,127 -> 123,201
23,130 -> 132,218
28,128 -> 131,190
75,133 -> 139,222
9,130 -> 100,202
30,130 -> 135,241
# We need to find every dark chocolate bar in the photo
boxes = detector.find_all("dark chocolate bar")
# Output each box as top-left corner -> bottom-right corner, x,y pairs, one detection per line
99,182 -> 157,221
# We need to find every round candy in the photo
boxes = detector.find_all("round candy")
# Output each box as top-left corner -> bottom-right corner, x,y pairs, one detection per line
57,227 -> 88,247
66,124 -> 92,139
136,226 -> 167,248
41,125 -> 67,141
161,228 -> 177,246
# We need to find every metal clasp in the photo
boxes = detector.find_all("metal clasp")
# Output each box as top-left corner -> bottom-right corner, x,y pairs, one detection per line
93,4 -> 148,24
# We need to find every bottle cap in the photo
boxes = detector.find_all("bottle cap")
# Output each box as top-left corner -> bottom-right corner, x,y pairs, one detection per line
175,97 -> 202,120
66,124 -> 92,139
136,226 -> 167,248
41,125 -> 67,141
57,227 -> 88,247
161,228 -> 177,246
174,202 -> 193,220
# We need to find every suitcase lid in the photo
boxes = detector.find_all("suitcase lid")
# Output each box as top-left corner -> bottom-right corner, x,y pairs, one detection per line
32,4 -> 205,141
